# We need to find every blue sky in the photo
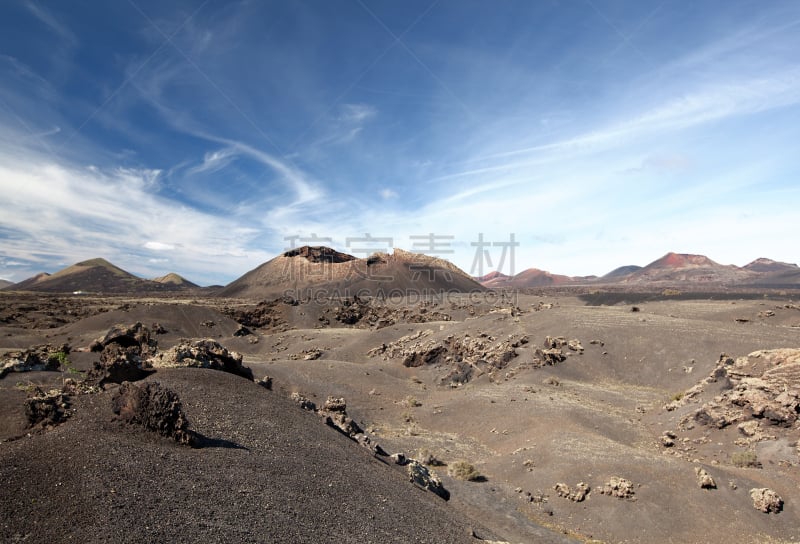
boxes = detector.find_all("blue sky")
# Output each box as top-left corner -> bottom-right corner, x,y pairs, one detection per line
1,1 -> 799,285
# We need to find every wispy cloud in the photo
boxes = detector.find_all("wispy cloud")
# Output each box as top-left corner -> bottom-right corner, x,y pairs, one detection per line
1,2 -> 799,283
454,68 -> 800,172
0,144 -> 272,284
339,103 -> 377,123
23,2 -> 77,46
186,147 -> 238,176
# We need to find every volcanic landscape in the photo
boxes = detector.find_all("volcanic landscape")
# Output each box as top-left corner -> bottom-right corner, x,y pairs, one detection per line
2,248 -> 800,543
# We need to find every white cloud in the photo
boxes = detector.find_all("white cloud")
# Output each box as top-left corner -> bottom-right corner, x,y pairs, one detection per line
144,241 -> 176,251
379,188 -> 398,199
186,147 -> 238,176
0,144 -> 273,284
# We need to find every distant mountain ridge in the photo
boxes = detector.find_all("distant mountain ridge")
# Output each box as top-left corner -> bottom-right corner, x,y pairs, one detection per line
623,252 -> 750,284
3,251 -> 799,294
2,259 -> 201,293
602,265 -> 643,279
743,258 -> 799,273
152,273 -> 199,288
480,267 -> 573,289
475,252 -> 800,288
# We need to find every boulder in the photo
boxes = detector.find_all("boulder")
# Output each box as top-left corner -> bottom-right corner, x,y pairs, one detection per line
534,348 -> 566,367
87,323 -> 158,385
111,381 -> 194,446
90,322 -> 156,354
544,336 -> 567,349
0,343 -> 69,378
290,348 -> 323,361
391,453 -> 407,465
567,339 -> 584,353
407,460 -> 449,500
750,488 -> 783,513
319,396 -> 363,439
148,339 -> 253,380
554,482 -> 590,502
323,396 -> 347,412
24,386 -> 70,428
695,467 -> 716,489
290,392 -> 317,411
233,324 -> 252,337
599,477 -> 635,499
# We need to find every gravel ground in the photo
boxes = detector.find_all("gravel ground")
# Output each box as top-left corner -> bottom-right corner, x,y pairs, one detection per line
1,368 -> 496,543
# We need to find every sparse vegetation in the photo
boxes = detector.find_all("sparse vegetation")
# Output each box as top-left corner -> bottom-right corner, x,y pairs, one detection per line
448,460 -> 483,481
670,391 -> 685,402
48,350 -> 70,368
404,422 -> 420,436
14,381 -> 38,394
53,350 -> 83,378
417,449 -> 445,466
402,395 -> 422,408
731,451 -> 760,468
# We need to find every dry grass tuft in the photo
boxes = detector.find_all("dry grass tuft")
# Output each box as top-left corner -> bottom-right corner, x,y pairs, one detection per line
448,460 -> 483,481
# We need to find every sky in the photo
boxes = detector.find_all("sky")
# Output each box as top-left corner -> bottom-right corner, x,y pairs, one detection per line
1,1 -> 800,285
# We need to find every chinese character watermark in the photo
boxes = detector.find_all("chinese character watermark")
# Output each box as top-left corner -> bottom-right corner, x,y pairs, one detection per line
470,233 -> 518,277
409,233 -> 454,281
345,233 -> 394,280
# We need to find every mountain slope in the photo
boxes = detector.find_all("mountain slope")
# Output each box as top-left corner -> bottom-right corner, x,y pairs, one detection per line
474,271 -> 509,285
2,272 -> 51,291
0,368 -> 500,543
218,246 -> 484,298
601,265 -> 643,280
152,273 -> 199,288
9,258 -> 145,293
743,258 -> 799,274
478,267 -> 574,288
7,259 -> 198,294
624,252 -> 753,284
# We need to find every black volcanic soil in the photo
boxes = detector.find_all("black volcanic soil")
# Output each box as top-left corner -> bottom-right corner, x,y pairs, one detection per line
3,287 -> 800,543
1,369 -> 507,544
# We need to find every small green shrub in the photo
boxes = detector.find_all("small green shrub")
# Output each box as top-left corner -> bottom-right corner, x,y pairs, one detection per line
731,451 -> 759,468
670,391 -> 684,402
48,350 -> 70,368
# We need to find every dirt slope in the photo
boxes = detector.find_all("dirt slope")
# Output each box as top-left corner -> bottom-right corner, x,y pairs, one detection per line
0,368 -> 503,544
